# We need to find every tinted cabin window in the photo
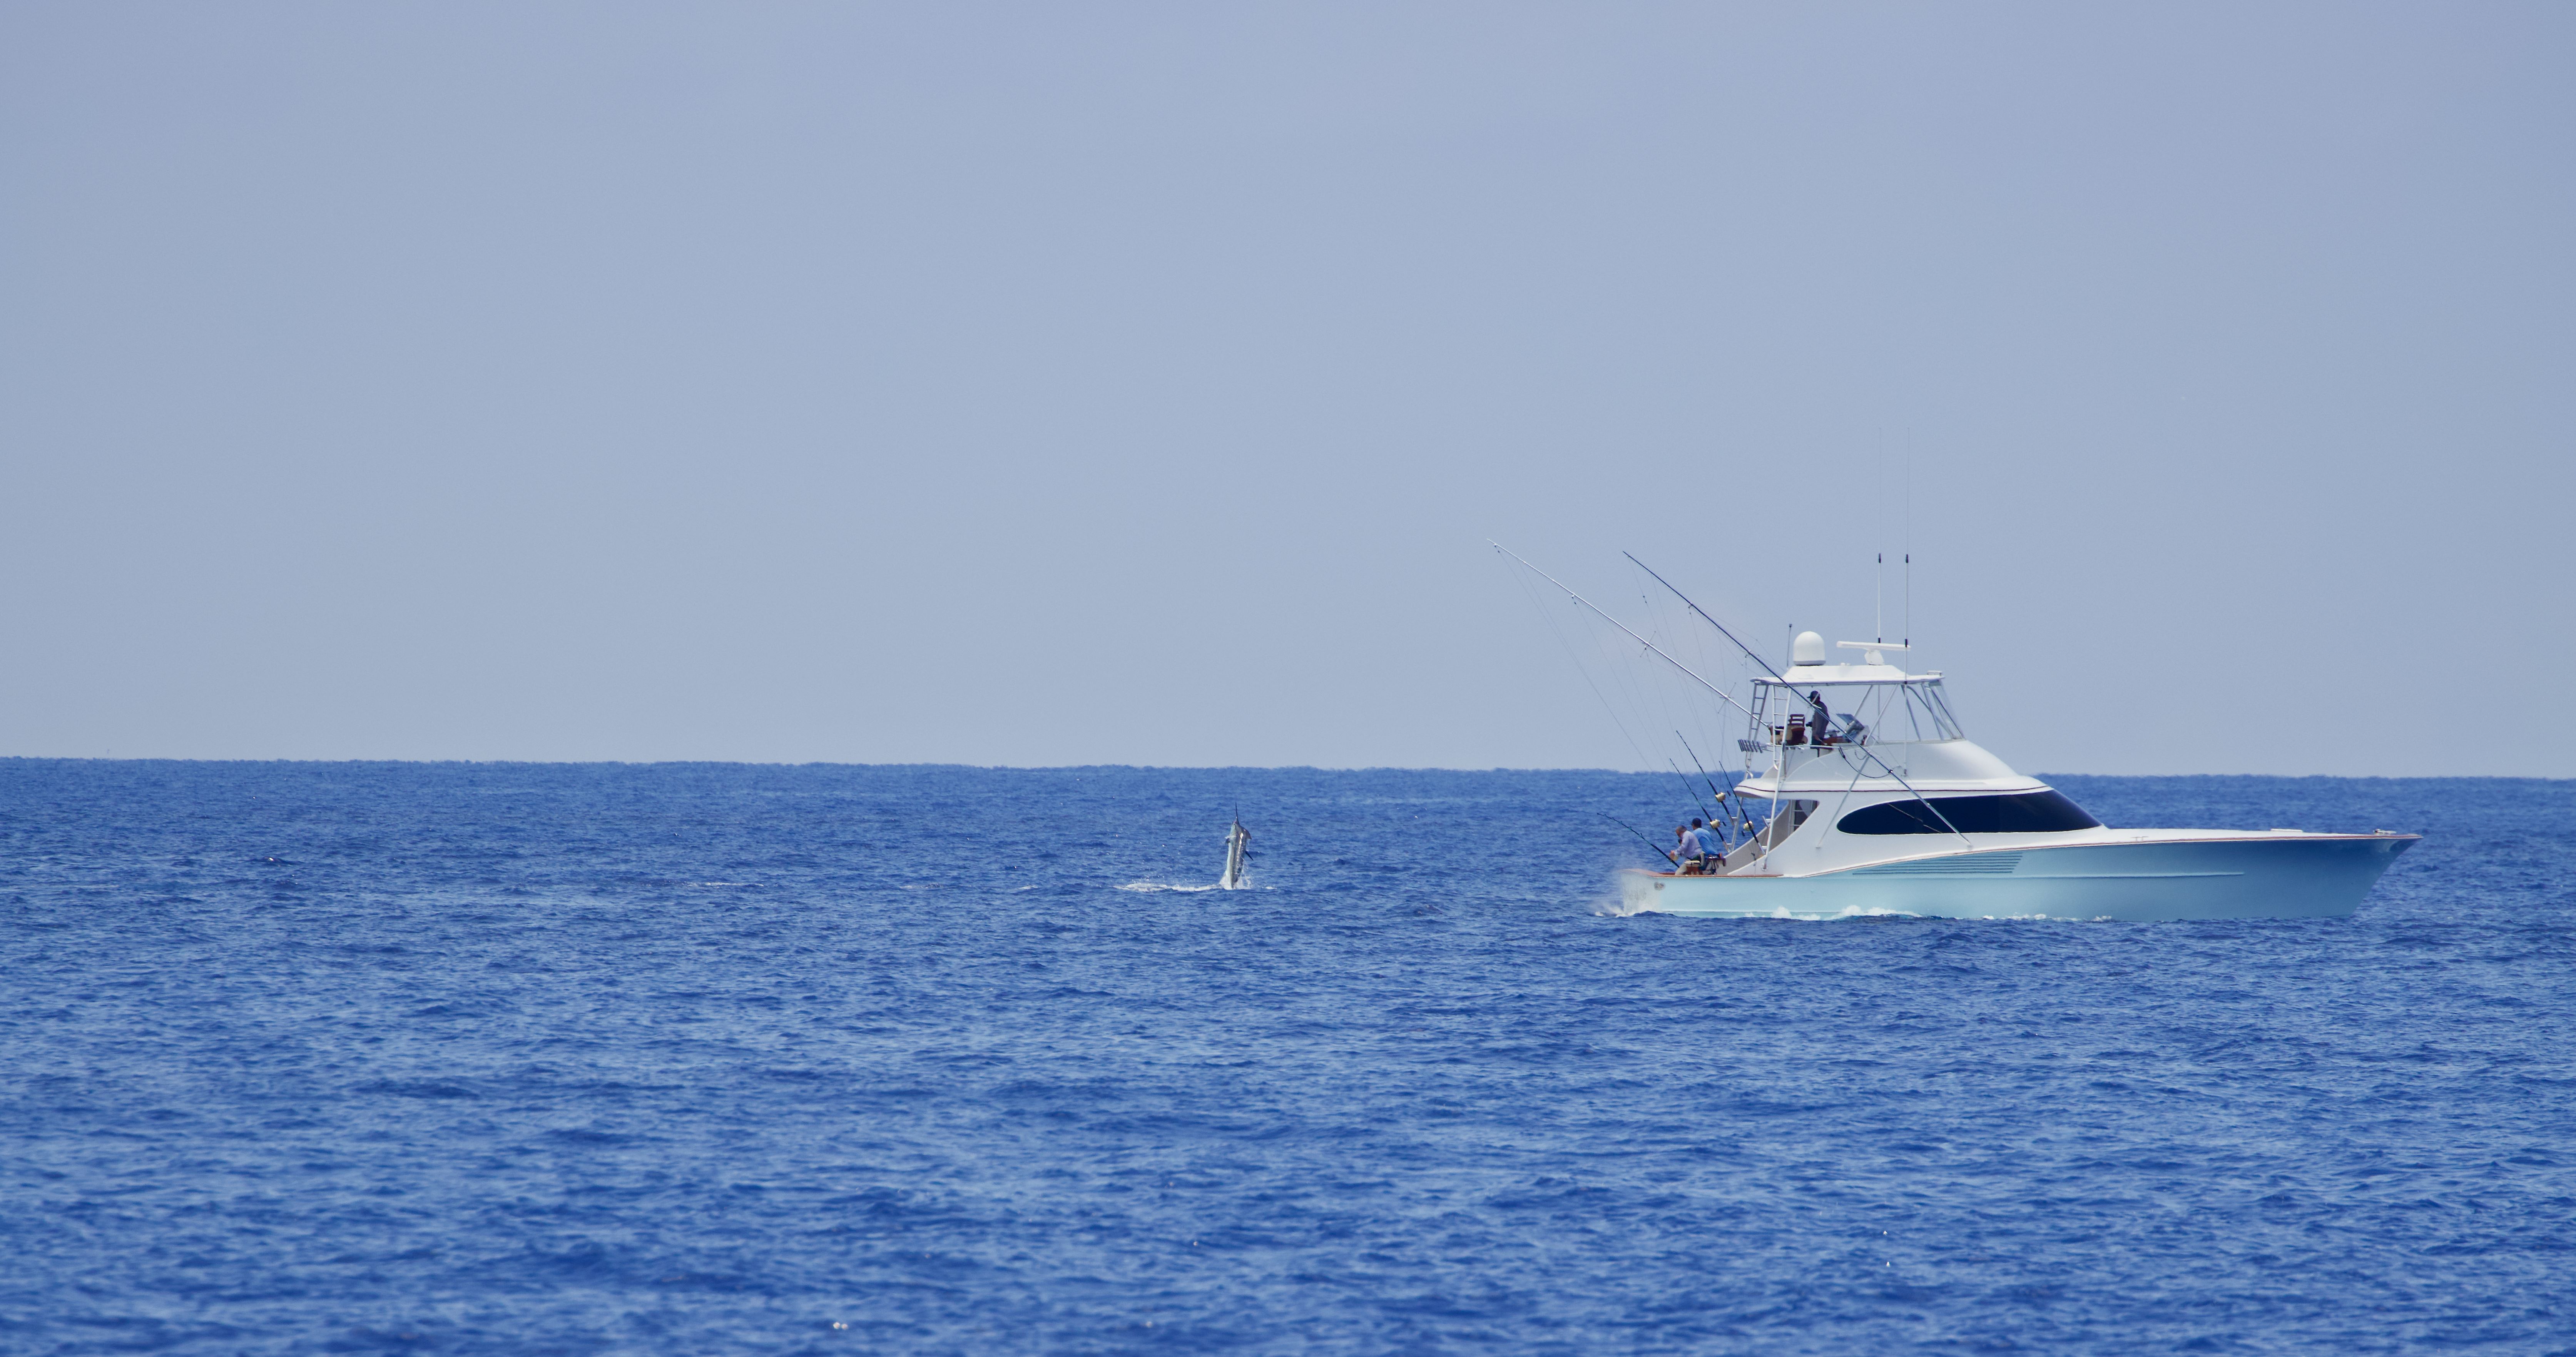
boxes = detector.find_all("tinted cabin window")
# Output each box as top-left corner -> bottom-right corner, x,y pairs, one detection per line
1835,790 -> 2101,835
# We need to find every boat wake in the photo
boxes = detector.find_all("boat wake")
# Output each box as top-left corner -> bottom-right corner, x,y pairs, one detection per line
1116,881 -> 1228,894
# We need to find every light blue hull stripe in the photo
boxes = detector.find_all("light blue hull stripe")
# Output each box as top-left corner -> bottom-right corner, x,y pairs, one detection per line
1622,837 -> 2414,922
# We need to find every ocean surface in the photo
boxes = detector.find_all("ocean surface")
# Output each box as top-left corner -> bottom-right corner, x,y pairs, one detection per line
2,761 -> 2571,1356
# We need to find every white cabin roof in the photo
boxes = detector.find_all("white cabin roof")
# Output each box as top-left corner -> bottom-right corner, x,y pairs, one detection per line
1737,736 -> 2036,794
1755,662 -> 1940,687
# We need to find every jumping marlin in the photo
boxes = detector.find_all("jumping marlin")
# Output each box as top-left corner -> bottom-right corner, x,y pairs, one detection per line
1219,816 -> 1251,890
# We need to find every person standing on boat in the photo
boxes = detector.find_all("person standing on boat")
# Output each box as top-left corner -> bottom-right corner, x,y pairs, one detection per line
1670,826 -> 1691,870
1807,690 -> 1833,745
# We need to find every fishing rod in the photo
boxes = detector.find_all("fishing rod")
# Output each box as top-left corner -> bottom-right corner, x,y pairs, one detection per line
1489,543 -> 1757,719
1598,812 -> 1677,867
1623,552 -> 1784,680
1665,758 -> 1717,827
1676,728 -> 1732,815
1493,542 -> 1760,845
1676,729 -> 1754,841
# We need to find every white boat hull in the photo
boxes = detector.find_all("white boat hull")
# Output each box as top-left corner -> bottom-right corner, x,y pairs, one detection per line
1620,834 -> 2416,922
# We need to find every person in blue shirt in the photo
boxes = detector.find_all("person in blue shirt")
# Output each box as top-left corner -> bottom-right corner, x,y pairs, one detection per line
1672,818 -> 1708,873
1688,817 -> 1725,871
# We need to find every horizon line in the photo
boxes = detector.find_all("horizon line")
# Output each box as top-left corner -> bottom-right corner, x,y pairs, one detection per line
0,755 -> 2564,783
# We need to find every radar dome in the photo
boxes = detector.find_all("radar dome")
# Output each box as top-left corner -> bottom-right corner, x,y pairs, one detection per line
1790,630 -> 1827,666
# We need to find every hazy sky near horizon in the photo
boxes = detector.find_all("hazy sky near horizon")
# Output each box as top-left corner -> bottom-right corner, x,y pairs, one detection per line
4,3 -> 2569,777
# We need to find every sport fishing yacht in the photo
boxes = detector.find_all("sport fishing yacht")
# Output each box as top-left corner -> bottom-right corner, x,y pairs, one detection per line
1620,632 -> 2417,921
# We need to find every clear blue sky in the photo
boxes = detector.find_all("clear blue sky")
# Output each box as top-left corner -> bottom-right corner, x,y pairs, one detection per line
3,3 -> 2567,776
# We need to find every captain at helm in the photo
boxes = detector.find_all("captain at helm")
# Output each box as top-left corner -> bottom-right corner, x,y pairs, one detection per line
1758,632 -> 1951,753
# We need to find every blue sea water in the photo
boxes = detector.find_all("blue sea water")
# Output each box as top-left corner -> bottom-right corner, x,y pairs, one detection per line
2,760 -> 2571,1356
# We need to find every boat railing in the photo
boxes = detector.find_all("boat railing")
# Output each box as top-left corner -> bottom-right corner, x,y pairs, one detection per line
1752,725 -> 1871,751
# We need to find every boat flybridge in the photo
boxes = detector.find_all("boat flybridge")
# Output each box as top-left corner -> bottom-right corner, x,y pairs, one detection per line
1622,630 -> 2417,921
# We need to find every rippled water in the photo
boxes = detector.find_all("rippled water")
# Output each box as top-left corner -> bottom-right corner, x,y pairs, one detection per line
2,761 -> 2570,1354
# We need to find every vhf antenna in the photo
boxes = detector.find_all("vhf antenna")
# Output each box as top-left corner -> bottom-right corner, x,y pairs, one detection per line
1902,456 -> 1913,648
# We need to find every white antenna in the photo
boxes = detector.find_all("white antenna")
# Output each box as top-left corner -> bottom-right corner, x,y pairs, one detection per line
1876,426 -> 1888,647
1903,458 -> 1913,648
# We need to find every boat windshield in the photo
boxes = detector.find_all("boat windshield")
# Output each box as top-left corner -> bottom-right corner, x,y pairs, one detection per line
1749,677 -> 1961,748
1836,789 -> 2099,834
